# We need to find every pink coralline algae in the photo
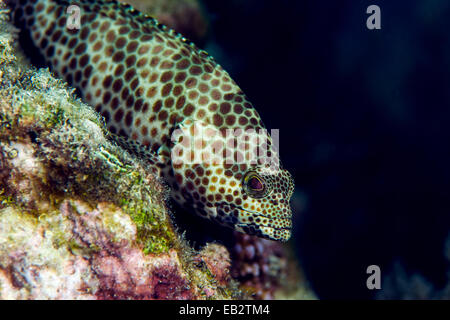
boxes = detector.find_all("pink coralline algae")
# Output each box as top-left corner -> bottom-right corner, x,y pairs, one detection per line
59,200 -> 194,300
0,197 -> 233,299
195,243 -> 231,287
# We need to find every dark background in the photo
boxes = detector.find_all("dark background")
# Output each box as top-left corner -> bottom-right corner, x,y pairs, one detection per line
200,0 -> 450,299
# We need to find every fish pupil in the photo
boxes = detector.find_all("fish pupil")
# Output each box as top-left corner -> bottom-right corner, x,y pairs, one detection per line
249,177 -> 263,191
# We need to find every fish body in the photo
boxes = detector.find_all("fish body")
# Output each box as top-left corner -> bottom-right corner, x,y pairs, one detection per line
7,0 -> 294,241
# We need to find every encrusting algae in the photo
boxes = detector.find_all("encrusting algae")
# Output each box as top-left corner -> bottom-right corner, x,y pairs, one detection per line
0,0 -> 315,300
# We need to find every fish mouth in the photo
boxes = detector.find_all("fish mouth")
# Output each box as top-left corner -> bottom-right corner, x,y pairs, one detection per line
235,207 -> 292,242
215,201 -> 292,240
233,207 -> 292,232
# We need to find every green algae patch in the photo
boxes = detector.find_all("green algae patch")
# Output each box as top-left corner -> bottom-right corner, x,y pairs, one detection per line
122,199 -> 176,254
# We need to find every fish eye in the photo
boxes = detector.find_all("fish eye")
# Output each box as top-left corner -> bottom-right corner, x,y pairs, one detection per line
243,171 -> 267,198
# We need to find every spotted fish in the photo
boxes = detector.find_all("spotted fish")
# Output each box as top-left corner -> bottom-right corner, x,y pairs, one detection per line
6,0 -> 295,241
